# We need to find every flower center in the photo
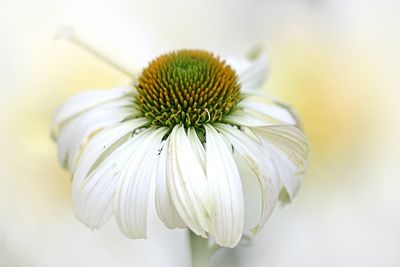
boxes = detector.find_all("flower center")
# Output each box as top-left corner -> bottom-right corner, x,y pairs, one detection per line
136,49 -> 241,128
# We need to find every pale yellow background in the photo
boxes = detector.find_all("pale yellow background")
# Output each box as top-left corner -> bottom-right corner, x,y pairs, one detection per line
0,0 -> 399,266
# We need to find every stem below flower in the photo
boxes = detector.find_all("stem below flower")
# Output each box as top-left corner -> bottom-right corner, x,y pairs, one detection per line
189,231 -> 212,267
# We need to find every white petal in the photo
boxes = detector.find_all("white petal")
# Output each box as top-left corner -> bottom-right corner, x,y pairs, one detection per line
73,152 -> 127,229
114,127 -> 168,238
237,94 -> 299,125
73,125 -> 147,229
205,125 -> 244,248
253,125 -> 308,200
226,57 -> 252,75
187,127 -> 206,169
226,52 -> 268,91
52,87 -> 132,138
166,125 -> 211,238
224,109 -> 274,127
67,108 -> 136,171
233,153 -> 262,234
56,98 -> 135,170
72,118 -> 148,197
216,123 -> 279,234
155,138 -> 186,229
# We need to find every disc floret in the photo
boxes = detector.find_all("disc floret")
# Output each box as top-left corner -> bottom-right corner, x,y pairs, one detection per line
136,49 -> 242,128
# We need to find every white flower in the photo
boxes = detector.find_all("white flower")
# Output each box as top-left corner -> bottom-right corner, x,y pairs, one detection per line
51,49 -> 308,248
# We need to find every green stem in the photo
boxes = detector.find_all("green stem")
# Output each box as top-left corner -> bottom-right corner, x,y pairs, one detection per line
189,231 -> 212,267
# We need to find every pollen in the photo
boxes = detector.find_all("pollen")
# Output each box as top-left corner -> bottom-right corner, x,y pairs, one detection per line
136,49 -> 242,128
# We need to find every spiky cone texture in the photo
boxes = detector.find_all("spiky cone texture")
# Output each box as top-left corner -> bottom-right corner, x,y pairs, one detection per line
51,49 -> 308,248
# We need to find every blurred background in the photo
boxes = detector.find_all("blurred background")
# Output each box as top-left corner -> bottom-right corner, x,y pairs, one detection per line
0,0 -> 399,266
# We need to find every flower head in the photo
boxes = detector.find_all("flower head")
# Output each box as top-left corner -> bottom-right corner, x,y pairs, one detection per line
51,49 -> 308,248
137,50 -> 241,128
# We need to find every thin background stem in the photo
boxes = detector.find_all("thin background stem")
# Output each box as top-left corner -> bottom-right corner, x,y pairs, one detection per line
55,27 -> 136,80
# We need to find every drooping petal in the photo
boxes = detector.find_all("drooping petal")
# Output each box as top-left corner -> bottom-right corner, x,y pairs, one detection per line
73,149 -> 129,229
72,118 -> 149,196
155,138 -> 186,229
224,94 -> 301,128
56,97 -> 136,170
233,153 -> 262,234
237,94 -> 299,125
114,127 -> 168,238
205,125 -> 244,248
66,107 -> 141,172
52,87 -> 133,138
216,123 -> 279,234
166,125 -> 211,238
226,51 -> 268,91
253,125 -> 308,200
224,109 -> 274,127
187,127 -> 206,169
73,124 -> 148,229
68,110 -> 136,172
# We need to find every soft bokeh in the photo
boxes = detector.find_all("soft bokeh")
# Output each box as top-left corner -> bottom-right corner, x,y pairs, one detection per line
1,0 -> 399,266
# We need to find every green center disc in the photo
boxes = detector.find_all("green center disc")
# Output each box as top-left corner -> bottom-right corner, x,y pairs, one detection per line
136,49 -> 242,128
